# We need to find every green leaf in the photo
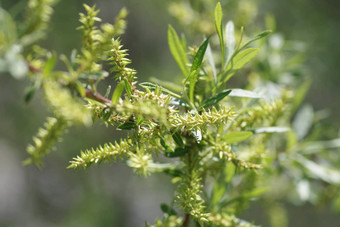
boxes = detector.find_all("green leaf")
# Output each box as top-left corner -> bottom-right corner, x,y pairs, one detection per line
223,131 -> 253,144
160,203 -> 177,216
150,77 -> 182,93
214,2 -> 225,68
191,37 -> 210,73
172,132 -> 184,147
242,187 -> 268,199
111,80 -> 125,104
43,52 -> 56,76
139,82 -> 181,99
168,25 -> 188,76
231,48 -> 259,70
211,182 -> 226,207
163,168 -> 183,177
24,80 -> 41,103
160,204 -> 177,216
165,147 -> 188,158
118,121 -> 136,130
199,89 -> 231,109
241,30 -> 272,51
223,48 -> 259,83
100,108 -> 112,121
159,137 -> 173,153
124,79 -> 133,98
224,162 -> 236,183
74,81 -> 86,97
290,79 -> 312,117
0,8 -> 17,49
186,70 -> 198,104
186,37 -> 210,103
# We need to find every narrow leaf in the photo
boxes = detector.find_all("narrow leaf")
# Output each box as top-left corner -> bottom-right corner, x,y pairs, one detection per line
206,44 -> 217,84
228,88 -> 263,98
160,204 -> 177,216
212,183 -> 226,207
292,104 -> 314,140
231,48 -> 259,70
151,77 -> 182,93
223,131 -> 253,144
24,80 -> 41,103
43,52 -> 56,76
225,21 -> 235,64
191,37 -> 210,73
172,132 -> 184,147
254,127 -> 290,134
159,137 -> 173,153
290,79 -> 312,117
165,147 -> 188,158
214,2 -> 225,68
139,82 -> 181,99
168,25 -> 188,76
241,30 -> 272,51
74,81 -> 86,97
118,121 -> 136,130
224,162 -> 236,183
199,89 -> 231,109
124,79 -> 133,98
111,80 -> 125,104
187,70 -> 198,103
299,138 -> 340,155
296,155 -> 340,184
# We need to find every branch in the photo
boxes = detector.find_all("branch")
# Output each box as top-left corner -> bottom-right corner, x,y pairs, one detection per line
183,213 -> 190,227
28,62 -> 111,104
85,89 -> 112,104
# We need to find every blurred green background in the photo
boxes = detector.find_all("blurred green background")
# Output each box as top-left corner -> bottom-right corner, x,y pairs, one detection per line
0,0 -> 339,226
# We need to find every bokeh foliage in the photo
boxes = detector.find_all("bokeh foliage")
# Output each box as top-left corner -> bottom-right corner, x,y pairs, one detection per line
0,0 -> 339,226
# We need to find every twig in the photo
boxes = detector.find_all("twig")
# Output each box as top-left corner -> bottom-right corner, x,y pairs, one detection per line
183,213 -> 190,227
28,62 -> 111,104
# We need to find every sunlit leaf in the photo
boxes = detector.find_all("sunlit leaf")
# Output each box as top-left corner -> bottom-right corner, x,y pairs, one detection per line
225,21 -> 235,64
214,2 -> 225,68
224,48 -> 259,82
168,25 -> 188,76
223,131 -> 253,144
111,80 -> 125,104
124,79 -> 133,98
187,70 -> 198,103
228,88 -> 263,98
199,89 -> 231,109
224,162 -> 236,183
191,37 -> 210,73
230,48 -> 259,70
240,30 -> 272,51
